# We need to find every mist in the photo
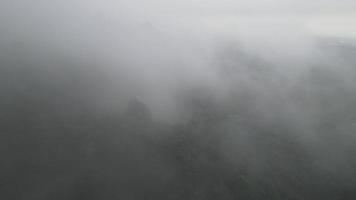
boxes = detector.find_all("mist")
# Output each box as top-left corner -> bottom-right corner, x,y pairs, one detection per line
1,0 -> 356,199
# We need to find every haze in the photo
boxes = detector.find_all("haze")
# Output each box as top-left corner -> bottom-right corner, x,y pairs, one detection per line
1,0 -> 356,199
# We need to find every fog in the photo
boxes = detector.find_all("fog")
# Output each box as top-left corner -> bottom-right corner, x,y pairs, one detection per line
1,0 -> 356,199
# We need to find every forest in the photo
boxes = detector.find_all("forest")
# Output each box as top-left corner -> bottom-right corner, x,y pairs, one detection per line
1,39 -> 356,200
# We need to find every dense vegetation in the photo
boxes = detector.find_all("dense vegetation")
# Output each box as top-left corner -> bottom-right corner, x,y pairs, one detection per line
1,43 -> 356,200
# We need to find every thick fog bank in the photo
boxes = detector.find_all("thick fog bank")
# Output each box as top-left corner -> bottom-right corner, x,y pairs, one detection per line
2,0 -> 356,199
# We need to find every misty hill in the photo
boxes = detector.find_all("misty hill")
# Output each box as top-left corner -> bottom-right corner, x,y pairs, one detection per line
1,37 -> 356,200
